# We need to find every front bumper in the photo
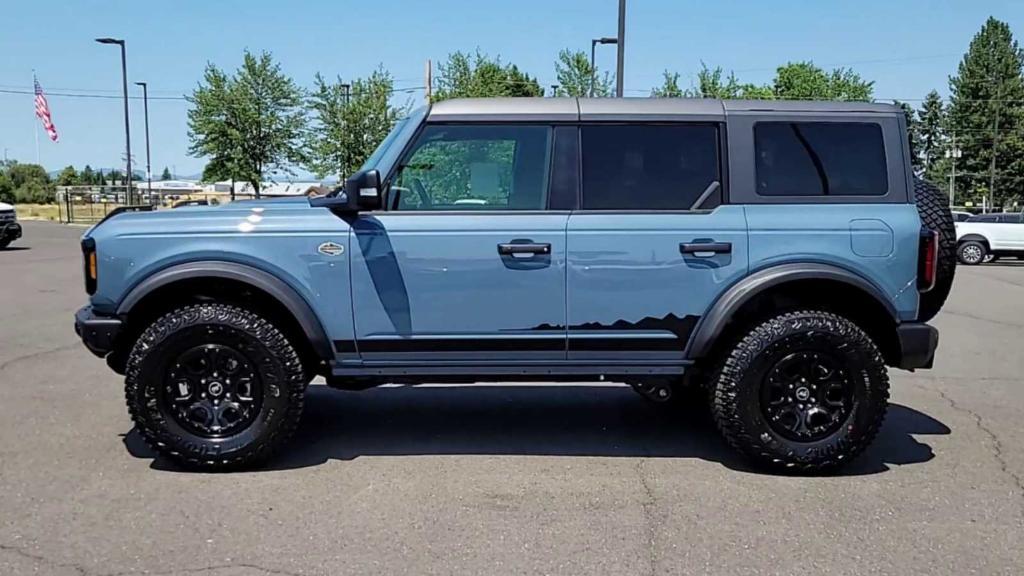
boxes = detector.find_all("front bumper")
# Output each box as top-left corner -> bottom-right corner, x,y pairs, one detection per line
74,305 -> 122,357
1,222 -> 21,242
896,323 -> 939,370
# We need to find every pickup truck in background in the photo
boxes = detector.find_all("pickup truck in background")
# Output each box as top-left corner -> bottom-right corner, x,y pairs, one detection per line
955,212 -> 1024,264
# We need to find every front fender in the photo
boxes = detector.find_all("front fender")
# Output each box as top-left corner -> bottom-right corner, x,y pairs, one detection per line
117,260 -> 333,360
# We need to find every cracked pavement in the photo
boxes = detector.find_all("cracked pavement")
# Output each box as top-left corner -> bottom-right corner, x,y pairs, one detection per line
2,221 -> 1023,575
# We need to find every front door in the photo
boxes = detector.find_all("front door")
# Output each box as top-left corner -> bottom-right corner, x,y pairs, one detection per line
349,123 -> 567,362
566,124 -> 749,361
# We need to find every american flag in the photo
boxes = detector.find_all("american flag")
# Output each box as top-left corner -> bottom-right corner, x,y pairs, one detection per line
34,78 -> 59,142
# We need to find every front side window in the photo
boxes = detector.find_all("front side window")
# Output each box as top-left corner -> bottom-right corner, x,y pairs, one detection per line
755,122 -> 888,197
581,125 -> 721,210
390,125 -> 552,211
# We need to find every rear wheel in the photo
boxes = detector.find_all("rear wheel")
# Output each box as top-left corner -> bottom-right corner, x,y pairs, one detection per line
957,241 -> 987,265
124,303 -> 306,470
711,310 -> 889,473
913,179 -> 956,321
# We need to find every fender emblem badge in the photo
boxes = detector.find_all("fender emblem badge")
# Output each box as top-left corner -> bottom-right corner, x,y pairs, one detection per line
317,242 -> 345,257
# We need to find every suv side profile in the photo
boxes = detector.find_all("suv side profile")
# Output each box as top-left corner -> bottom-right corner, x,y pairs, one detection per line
74,98 -> 955,473
955,211 -> 1024,264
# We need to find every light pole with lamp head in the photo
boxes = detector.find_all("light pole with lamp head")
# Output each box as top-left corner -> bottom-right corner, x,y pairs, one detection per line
590,37 -> 617,97
135,81 -> 152,204
95,37 -> 132,204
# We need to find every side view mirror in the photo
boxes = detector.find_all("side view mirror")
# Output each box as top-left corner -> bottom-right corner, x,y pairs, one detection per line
308,169 -> 382,211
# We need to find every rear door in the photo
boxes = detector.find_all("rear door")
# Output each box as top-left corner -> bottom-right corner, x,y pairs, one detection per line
348,124 -> 568,362
566,124 -> 748,361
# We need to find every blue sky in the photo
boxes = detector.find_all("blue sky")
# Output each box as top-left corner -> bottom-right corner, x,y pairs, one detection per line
1,0 -> 1022,177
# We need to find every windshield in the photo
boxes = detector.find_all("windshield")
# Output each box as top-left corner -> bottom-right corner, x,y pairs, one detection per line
360,117 -> 410,173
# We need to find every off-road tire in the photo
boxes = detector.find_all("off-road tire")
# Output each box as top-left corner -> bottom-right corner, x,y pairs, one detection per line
711,310 -> 889,473
913,178 -> 956,322
957,240 -> 987,266
124,303 -> 306,471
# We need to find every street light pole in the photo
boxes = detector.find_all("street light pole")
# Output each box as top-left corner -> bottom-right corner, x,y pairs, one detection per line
135,82 -> 152,204
590,37 -> 617,97
616,0 -> 626,97
95,38 -> 132,204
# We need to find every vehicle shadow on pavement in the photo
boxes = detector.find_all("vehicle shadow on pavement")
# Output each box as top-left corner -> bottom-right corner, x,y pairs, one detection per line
0,246 -> 30,252
123,384 -> 949,476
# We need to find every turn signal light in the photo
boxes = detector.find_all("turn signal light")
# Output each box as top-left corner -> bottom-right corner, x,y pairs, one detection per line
81,238 -> 97,295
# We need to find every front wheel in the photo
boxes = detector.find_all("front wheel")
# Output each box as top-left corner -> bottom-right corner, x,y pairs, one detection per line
124,303 -> 307,470
957,241 -> 987,265
710,310 -> 889,473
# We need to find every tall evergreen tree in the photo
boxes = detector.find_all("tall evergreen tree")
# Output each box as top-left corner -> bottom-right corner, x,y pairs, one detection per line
161,167 -> 173,180
917,90 -> 948,179
894,101 -> 922,170
948,17 -> 1024,208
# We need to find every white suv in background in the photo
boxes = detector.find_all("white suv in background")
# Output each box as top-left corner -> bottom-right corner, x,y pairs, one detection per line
0,202 -> 21,249
955,212 -> 1024,264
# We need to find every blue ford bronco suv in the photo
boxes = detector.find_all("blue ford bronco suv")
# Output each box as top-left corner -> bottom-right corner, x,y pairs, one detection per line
74,98 -> 956,472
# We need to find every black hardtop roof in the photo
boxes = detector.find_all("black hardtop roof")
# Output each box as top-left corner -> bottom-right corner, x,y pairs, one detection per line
426,97 -> 900,122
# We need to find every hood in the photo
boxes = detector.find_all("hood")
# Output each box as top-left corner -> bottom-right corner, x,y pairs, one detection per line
84,196 -> 343,241
0,202 -> 13,211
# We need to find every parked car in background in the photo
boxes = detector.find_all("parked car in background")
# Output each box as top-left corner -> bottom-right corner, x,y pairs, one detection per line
172,198 -> 219,209
0,202 -> 22,249
955,211 -> 1024,264
952,210 -> 973,222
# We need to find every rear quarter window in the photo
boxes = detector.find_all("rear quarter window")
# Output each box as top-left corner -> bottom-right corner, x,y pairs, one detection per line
754,122 -> 888,197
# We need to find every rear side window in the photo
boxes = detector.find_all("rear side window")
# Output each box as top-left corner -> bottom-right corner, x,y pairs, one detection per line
581,125 -> 721,210
755,122 -> 887,197
969,214 -> 998,223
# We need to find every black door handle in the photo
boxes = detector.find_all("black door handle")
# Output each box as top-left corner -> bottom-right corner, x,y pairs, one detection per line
498,242 -> 551,256
680,242 -> 732,255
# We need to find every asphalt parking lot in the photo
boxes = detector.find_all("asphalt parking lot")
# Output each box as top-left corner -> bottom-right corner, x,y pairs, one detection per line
1,220 -> 1022,575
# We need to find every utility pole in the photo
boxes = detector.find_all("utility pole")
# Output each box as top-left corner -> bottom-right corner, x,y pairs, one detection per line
615,0 -> 626,97
424,59 -> 432,103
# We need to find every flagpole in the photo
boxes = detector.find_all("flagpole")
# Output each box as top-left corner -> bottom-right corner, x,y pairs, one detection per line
33,71 -> 40,165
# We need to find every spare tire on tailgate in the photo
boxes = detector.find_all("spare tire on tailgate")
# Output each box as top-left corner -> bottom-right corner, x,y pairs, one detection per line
913,178 -> 956,322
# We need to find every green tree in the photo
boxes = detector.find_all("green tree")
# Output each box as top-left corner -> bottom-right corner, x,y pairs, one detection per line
81,165 -> 96,186
772,62 -> 873,100
947,17 -> 1024,208
917,90 -> 948,179
188,50 -> 307,197
651,71 -> 684,98
433,51 -> 543,101
4,163 -> 54,203
672,64 -> 772,99
894,100 -> 923,170
306,68 -> 407,180
554,49 -> 611,97
161,166 -> 172,180
95,170 -> 106,186
0,170 -> 13,204
56,165 -> 79,186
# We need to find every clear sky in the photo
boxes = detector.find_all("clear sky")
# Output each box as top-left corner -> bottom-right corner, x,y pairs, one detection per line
1,0 -> 1022,177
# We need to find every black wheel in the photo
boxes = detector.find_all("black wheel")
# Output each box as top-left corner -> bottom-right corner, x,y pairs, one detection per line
0,239 -> 9,249
125,303 -> 306,470
711,310 -> 889,473
957,241 -> 987,266
913,179 -> 956,322
983,254 -> 998,263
